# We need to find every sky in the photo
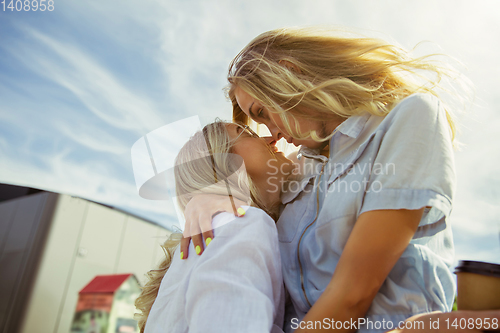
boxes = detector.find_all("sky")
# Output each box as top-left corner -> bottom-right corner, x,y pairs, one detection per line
0,0 -> 499,265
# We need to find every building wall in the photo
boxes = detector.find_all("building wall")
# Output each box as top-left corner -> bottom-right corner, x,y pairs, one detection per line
0,192 -> 56,333
8,194 -> 172,333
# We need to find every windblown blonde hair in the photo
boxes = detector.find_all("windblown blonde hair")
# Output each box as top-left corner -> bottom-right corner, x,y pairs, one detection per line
134,121 -> 275,332
228,26 -> 469,143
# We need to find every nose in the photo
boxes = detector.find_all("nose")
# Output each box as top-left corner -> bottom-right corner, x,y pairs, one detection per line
268,125 -> 283,142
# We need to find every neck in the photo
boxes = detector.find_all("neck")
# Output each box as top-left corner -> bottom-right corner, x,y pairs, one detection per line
320,144 -> 330,158
320,117 -> 346,158
259,190 -> 281,221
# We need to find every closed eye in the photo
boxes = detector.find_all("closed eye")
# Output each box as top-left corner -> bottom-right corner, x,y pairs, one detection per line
249,102 -> 267,124
254,108 -> 269,123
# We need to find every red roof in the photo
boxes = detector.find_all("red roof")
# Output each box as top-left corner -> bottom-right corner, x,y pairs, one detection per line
79,274 -> 133,294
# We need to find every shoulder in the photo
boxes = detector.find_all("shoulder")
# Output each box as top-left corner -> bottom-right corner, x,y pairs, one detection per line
200,207 -> 280,266
236,207 -> 277,234
386,93 -> 442,123
377,93 -> 448,138
212,207 -> 277,241
396,93 -> 440,109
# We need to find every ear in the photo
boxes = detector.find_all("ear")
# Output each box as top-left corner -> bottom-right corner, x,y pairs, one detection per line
278,60 -> 301,74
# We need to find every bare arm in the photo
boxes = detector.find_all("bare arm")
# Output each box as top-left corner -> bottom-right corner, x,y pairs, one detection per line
295,208 -> 424,333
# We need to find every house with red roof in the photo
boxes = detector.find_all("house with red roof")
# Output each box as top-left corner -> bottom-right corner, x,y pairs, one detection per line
70,274 -> 141,333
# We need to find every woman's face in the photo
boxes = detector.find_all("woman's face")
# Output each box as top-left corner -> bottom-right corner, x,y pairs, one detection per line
226,123 -> 294,205
234,86 -> 332,149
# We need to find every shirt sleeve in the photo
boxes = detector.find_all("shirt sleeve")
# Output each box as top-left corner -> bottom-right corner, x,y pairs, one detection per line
359,94 -> 456,223
184,208 -> 284,333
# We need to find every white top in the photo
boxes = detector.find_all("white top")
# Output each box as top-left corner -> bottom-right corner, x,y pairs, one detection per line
145,206 -> 285,333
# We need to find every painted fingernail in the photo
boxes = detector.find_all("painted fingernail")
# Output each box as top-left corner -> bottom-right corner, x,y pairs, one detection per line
195,245 -> 201,255
180,251 -> 184,260
205,237 -> 212,246
237,207 -> 246,216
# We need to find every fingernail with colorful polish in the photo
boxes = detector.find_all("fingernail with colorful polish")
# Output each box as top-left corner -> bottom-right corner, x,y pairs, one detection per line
205,237 -> 212,246
237,207 -> 246,216
195,245 -> 201,255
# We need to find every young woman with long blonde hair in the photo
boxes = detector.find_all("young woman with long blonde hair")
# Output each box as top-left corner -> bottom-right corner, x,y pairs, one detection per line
181,27 -> 471,333
135,121 -> 295,333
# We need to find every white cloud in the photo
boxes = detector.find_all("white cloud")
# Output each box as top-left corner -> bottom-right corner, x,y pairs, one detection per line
54,119 -> 129,155
6,27 -> 166,136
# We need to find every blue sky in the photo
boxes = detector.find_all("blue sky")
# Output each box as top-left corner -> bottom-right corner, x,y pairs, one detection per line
1,0 -> 499,265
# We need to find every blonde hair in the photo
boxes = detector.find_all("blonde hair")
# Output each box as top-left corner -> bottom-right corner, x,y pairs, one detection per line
228,26 -> 469,143
134,121 -> 275,332
134,233 -> 182,333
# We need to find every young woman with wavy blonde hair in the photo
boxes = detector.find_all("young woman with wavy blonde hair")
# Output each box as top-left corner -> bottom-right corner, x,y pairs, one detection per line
181,27 -> 471,333
228,27 -> 463,143
135,121 -> 294,333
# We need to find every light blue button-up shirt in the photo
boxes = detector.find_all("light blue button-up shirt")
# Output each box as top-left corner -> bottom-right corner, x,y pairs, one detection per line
278,94 -> 456,333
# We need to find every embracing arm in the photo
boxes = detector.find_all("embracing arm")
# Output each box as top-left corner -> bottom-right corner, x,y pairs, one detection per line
295,208 -> 424,333
180,194 -> 246,258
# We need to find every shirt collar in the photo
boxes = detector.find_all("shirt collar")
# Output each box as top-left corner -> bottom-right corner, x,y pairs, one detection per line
296,112 -> 371,159
280,176 -> 313,205
336,112 -> 371,139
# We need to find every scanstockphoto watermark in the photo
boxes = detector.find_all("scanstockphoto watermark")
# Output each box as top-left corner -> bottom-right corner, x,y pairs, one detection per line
267,159 -> 397,178
291,317 -> 402,331
290,316 -> 499,331
266,160 -> 396,194
290,317 -> 423,331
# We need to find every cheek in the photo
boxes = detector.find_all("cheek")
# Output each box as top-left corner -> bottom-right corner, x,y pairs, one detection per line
269,112 -> 286,130
246,153 -> 276,180
270,112 -> 305,137
234,143 -> 263,175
